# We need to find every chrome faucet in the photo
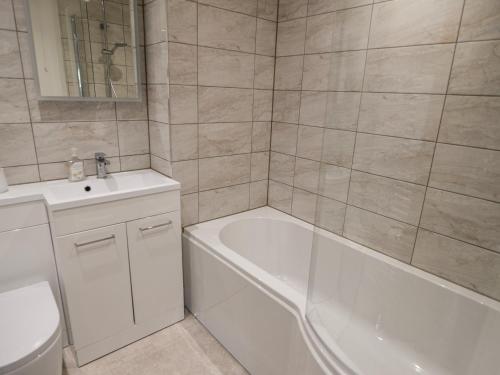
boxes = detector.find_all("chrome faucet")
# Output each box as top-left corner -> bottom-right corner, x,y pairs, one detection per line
95,152 -> 110,178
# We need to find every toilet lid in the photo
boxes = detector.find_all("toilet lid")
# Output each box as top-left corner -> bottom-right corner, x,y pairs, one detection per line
0,282 -> 61,374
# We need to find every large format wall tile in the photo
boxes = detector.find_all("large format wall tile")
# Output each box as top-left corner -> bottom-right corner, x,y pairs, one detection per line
293,158 -> 320,193
198,47 -> 255,88
253,90 -> 273,121
291,188 -> 317,223
296,125 -> 323,160
305,5 -> 371,53
272,91 -> 301,123
198,87 -> 253,122
198,0 -> 257,16
276,18 -> 306,56
343,205 -> 417,263
448,40 -> 500,96
149,121 -> 171,160
0,30 -> 22,78
250,180 -> 268,208
459,0 -> 500,42
199,183 -> 250,221
315,196 -> 346,234
256,19 -> 277,56
317,163 -> 350,202
0,78 -> 29,123
198,5 -> 256,53
172,159 -> 199,194
168,42 -> 197,85
299,91 -> 360,130
271,122 -> 298,154
307,0 -> 372,16
199,122 -> 252,157
274,56 -> 304,90
348,170 -> 426,225
302,51 -> 366,91
117,121 -> 150,155
269,151 -> 295,185
167,0 -> 197,44
369,0 -> 463,48
429,144 -> 500,202
169,85 -> 198,124
321,129 -> 355,168
170,124 -> 198,161
358,93 -> 444,141
420,188 -> 500,252
352,133 -> 434,184
278,0 -> 307,21
413,229 -> 500,301
364,45 -> 455,94
199,154 -> 251,190
438,96 -> 500,150
268,180 -> 293,213
254,55 -> 275,89
0,123 -> 37,167
251,152 -> 269,181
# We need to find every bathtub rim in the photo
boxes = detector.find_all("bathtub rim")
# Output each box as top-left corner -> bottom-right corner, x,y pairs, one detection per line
183,207 -> 500,375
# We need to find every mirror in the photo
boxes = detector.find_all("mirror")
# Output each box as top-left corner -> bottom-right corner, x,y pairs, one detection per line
26,0 -> 141,101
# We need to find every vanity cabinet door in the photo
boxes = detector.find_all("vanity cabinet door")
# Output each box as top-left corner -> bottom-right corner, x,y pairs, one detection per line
126,212 -> 183,325
55,223 -> 134,349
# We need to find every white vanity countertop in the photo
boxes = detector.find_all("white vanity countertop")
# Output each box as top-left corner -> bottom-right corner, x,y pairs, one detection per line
0,170 -> 180,209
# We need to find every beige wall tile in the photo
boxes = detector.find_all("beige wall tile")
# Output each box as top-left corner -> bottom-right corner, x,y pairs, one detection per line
198,47 -> 254,88
149,121 -> 171,160
0,30 -> 22,78
169,85 -> 198,124
369,0 -> 463,48
147,84 -> 170,123
199,183 -> 250,221
292,188 -> 317,223
299,91 -> 360,130
278,0 -> 307,21
38,162 -> 69,181
199,122 -> 252,157
322,129 -> 356,168
199,0 -> 257,16
168,42 -> 197,85
420,188 -> 500,252
302,51 -> 366,91
33,121 -> 119,163
308,0 -> 371,16
181,193 -> 199,226
0,123 -> 37,167
269,151 -> 295,185
146,43 -> 168,84
252,121 -> 271,152
439,96 -> 500,150
117,120 -> 150,155
151,155 -> 172,176
305,6 -> 371,53
364,45 -> 455,94
251,151 -> 269,181
144,0 -> 167,45
120,154 -> 151,171
254,55 -> 275,89
172,159 -> 199,194
316,196 -> 346,234
429,143 -> 500,202
199,154 -> 251,190
293,158 -> 320,193
250,180 -> 268,208
318,163 -> 350,202
257,0 -> 278,21
358,93 -> 444,141
272,90 -> 300,123
412,229 -> 500,300
344,205 -> 417,263
448,40 -> 500,96
348,170 -> 426,225
4,164 -> 39,184
253,90 -> 273,121
170,124 -> 198,161
274,56 -> 303,90
352,133 -> 434,184
459,0 -> 500,41
296,125 -> 323,161
268,180 -> 293,213
0,78 -> 29,123
256,19 -> 277,56
198,87 -> 253,122
0,0 -> 16,30
117,85 -> 148,120
271,122 -> 298,155
276,18 -> 306,56
198,5 -> 256,53
167,0 -> 197,44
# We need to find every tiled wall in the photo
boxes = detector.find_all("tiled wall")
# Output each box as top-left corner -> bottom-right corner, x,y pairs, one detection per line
163,0 -> 278,225
0,0 -> 149,184
269,0 -> 500,301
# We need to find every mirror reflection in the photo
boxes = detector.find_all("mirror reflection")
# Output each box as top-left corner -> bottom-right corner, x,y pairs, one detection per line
28,0 -> 140,100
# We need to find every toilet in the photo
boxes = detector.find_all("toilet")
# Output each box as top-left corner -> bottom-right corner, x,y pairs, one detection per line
0,282 -> 62,375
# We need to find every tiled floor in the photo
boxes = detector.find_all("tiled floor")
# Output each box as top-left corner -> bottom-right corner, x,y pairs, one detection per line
63,312 -> 249,375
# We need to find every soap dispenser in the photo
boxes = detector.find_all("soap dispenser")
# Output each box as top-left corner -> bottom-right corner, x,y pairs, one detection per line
68,147 -> 85,182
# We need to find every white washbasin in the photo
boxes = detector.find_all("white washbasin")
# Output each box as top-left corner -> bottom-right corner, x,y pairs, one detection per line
43,169 -> 179,210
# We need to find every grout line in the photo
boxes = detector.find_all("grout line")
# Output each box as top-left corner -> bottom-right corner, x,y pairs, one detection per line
409,0 -> 468,264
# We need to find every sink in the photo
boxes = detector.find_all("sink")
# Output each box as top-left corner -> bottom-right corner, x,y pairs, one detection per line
43,169 -> 180,210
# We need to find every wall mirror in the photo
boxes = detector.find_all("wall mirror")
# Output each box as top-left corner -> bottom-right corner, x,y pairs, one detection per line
26,0 -> 141,101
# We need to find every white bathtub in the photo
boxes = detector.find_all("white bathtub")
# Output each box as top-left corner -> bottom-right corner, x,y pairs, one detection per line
182,207 -> 500,375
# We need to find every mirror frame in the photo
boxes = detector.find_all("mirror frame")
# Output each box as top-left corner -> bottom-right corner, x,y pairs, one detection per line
25,0 -> 143,102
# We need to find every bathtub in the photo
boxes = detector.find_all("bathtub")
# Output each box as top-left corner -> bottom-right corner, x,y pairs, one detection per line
182,207 -> 500,375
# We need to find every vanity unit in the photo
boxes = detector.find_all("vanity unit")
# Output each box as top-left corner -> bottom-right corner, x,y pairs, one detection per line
0,170 -> 183,366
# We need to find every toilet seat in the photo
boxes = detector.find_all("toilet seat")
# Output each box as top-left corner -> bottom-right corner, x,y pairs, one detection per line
0,282 -> 61,374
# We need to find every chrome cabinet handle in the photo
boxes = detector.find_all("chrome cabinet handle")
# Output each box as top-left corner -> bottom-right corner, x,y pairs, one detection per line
139,220 -> 172,232
75,234 -> 115,248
